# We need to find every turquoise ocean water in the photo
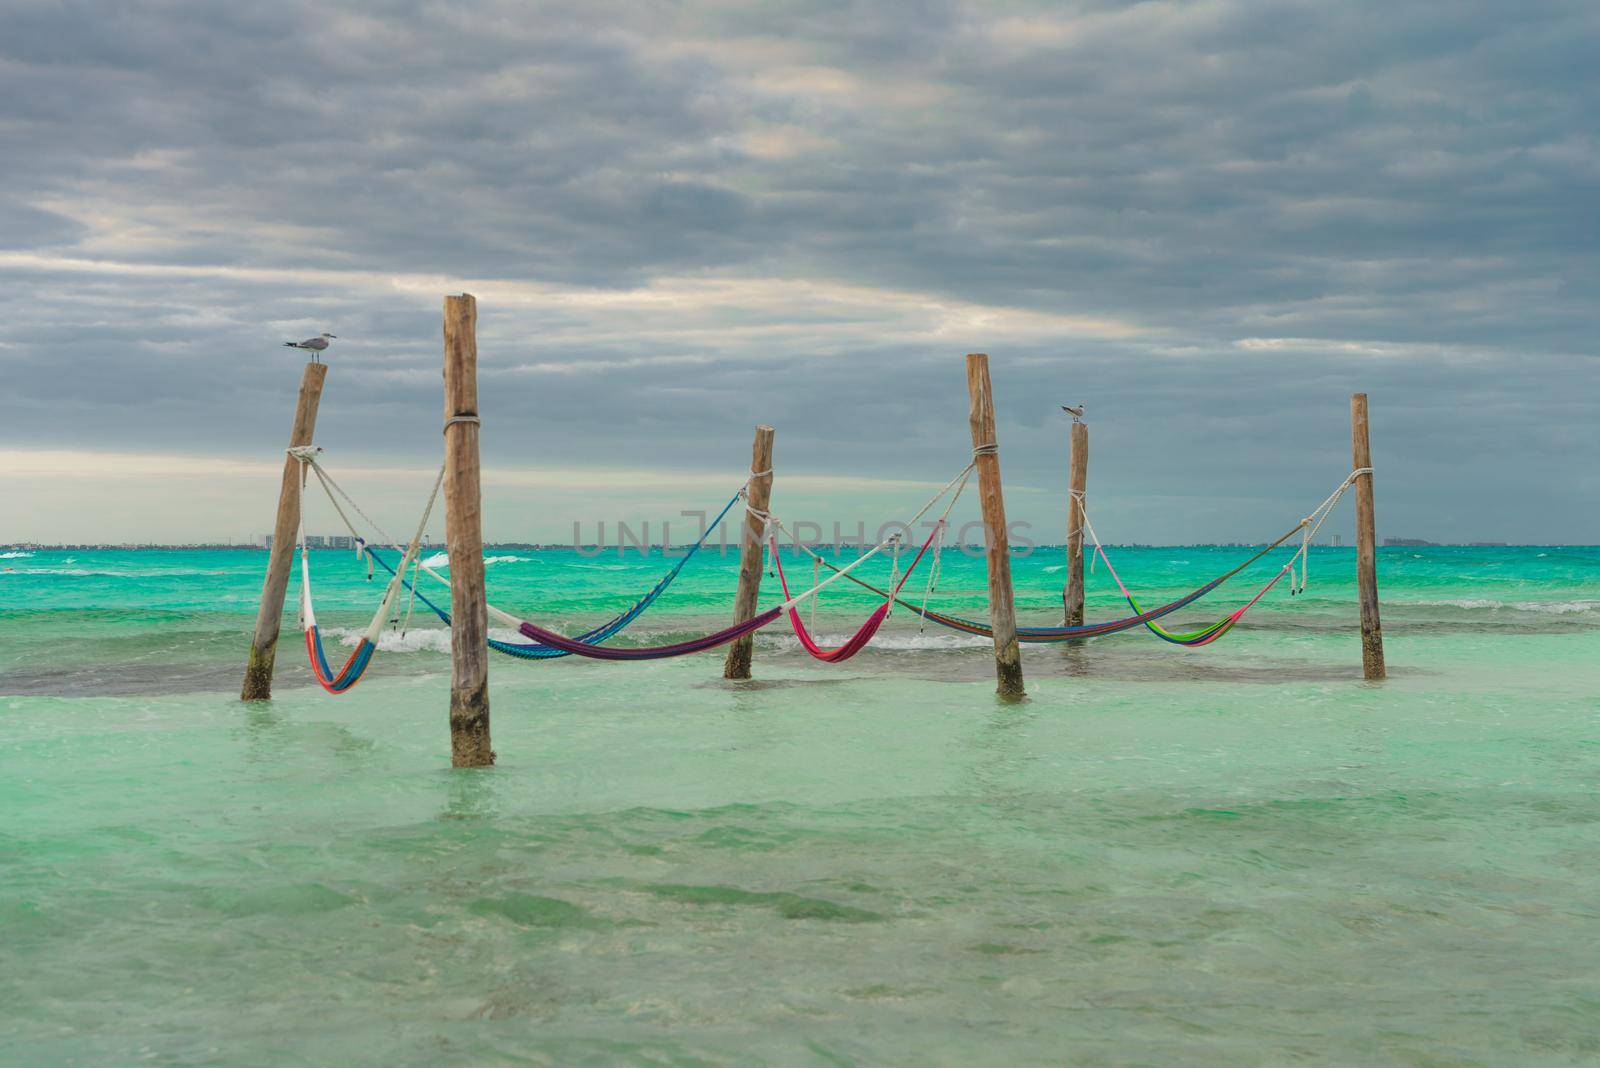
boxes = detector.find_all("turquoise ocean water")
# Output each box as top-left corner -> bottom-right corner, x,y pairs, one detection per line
3,543 -> 1599,1064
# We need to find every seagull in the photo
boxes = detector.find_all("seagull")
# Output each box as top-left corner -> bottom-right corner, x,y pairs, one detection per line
1061,404 -> 1085,422
284,333 -> 337,362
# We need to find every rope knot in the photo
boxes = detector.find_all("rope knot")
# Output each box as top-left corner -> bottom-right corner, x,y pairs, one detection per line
972,441 -> 999,459
443,414 -> 481,433
288,445 -> 322,462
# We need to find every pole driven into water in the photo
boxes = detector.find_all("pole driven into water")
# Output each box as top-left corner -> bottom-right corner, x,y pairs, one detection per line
241,361 -> 329,701
724,425 -> 775,680
1351,393 -> 1386,680
1064,419 -> 1089,631
443,294 -> 494,766
966,354 -> 1025,698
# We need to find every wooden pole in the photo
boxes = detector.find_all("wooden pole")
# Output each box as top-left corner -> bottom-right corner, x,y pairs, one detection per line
724,425 -> 775,680
1063,420 -> 1089,630
444,294 -> 494,766
966,354 -> 1024,698
241,361 -> 329,700
1351,393 -> 1386,680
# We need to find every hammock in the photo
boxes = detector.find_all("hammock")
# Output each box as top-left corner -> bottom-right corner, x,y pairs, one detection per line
769,522 -> 943,662
1082,470 -> 1362,646
797,529 -> 1299,642
298,465 -> 438,694
516,607 -> 784,661
1117,564 -> 1291,646
486,490 -> 743,658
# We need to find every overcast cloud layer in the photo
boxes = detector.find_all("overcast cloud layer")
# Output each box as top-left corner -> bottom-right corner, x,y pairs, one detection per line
2,0 -> 1596,544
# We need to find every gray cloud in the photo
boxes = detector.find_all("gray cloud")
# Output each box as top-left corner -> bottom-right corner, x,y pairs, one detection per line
0,0 -> 1595,543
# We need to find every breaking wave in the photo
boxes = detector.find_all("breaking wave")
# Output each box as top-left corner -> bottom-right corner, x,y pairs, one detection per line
417,553 -> 530,569
1403,598 -> 1600,616
322,626 -> 535,653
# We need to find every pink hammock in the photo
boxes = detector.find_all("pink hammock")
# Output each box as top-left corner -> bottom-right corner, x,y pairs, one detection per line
770,522 -> 942,663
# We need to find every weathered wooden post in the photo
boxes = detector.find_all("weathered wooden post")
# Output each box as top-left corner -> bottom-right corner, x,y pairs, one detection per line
241,361 -> 329,700
966,354 -> 1025,698
724,425 -> 775,680
1351,393 -> 1386,680
443,294 -> 494,766
1063,419 -> 1089,631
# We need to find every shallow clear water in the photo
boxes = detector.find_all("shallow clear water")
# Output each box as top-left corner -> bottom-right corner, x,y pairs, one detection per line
3,545 -> 1599,1064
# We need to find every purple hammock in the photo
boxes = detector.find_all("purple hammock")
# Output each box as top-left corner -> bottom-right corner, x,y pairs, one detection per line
518,607 -> 784,661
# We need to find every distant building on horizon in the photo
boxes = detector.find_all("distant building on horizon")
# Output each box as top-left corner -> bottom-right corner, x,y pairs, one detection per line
1383,537 -> 1435,547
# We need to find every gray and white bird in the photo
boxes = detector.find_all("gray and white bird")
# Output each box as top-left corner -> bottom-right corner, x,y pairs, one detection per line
284,333 -> 337,362
1061,404 -> 1085,422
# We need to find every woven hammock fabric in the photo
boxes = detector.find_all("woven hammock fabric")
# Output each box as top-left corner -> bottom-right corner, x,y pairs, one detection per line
1113,556 -> 1293,646
517,607 -> 784,660
305,627 -> 376,694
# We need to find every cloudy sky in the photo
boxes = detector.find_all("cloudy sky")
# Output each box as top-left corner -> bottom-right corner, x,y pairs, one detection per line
2,0 -> 1595,545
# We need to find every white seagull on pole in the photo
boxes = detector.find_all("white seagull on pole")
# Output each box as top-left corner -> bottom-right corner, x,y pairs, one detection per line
285,333 -> 337,362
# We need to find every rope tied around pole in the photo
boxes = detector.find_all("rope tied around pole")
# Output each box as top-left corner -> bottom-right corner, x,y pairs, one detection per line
972,442 -> 999,459
739,492 -> 774,545
443,414 -> 481,432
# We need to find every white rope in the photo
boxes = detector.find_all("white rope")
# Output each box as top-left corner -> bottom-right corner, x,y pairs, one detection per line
916,521 -> 946,634
886,537 -> 902,618
751,458 -> 973,612
361,465 -> 444,643
399,552 -> 422,636
1075,468 -> 1369,601
810,556 -> 819,633
443,414 -> 480,432
767,461 -> 975,625
751,459 -> 974,545
769,526 -> 911,611
972,442 -> 998,458
1285,467 -> 1367,594
293,451 -> 444,645
916,467 -> 970,632
301,454 -> 454,631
